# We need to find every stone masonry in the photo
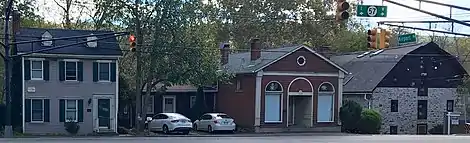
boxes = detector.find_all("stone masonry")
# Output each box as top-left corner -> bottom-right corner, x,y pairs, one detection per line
343,88 -> 458,134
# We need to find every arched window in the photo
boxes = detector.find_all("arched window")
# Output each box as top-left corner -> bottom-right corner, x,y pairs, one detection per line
264,81 -> 283,123
317,82 -> 334,122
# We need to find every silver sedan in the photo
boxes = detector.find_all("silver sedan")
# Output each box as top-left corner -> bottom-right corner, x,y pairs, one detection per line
193,113 -> 236,133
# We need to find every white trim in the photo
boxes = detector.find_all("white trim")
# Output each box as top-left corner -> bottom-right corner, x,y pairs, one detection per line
30,99 -> 45,122
162,95 -> 177,113
64,99 -> 79,122
264,81 -> 283,123
297,56 -> 306,66
317,82 -> 335,123
64,61 -> 79,81
287,77 -> 314,127
21,53 -> 121,59
96,60 -> 113,63
30,60 -> 44,80
288,92 -> 313,96
253,46 -> 349,74
22,57 -> 25,132
263,71 -> 338,77
97,62 -> 112,82
189,96 -> 197,108
62,59 -> 80,62
27,58 -> 45,61
115,59 -> 119,133
338,71 -> 344,125
254,71 -> 263,126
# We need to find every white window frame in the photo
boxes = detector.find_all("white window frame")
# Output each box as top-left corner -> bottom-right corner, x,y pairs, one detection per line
65,99 -> 78,122
162,96 -> 176,113
98,61 -> 111,82
264,81 -> 283,123
30,99 -> 45,122
30,60 -> 44,80
317,82 -> 335,123
190,96 -> 197,108
142,96 -> 154,114
64,61 -> 78,81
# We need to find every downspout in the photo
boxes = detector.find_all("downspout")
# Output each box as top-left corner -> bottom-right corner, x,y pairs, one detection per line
364,94 -> 371,109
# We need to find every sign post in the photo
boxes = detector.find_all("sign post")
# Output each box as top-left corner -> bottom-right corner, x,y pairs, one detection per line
356,5 -> 388,17
398,33 -> 417,45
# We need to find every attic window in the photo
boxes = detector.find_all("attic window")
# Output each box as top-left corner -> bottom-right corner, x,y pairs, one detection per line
41,31 -> 53,47
86,34 -> 98,48
297,56 -> 306,66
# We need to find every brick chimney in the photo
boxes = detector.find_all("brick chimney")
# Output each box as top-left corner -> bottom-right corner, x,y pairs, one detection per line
220,43 -> 230,65
12,10 -> 20,34
250,38 -> 261,61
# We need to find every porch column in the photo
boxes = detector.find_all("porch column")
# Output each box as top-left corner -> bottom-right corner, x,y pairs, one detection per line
338,71 -> 345,125
255,71 -> 263,129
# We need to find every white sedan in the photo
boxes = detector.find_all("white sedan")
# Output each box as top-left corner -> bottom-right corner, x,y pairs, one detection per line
193,113 -> 236,133
147,113 -> 193,134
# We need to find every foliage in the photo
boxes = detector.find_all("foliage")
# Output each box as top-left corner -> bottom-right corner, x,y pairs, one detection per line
358,109 -> 382,134
64,118 -> 80,135
339,100 -> 363,133
428,124 -> 444,135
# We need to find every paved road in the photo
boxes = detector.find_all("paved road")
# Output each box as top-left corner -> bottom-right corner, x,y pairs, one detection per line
2,135 -> 470,143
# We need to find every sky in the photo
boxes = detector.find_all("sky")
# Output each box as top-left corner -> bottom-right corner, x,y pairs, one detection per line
36,0 -> 470,37
356,0 -> 470,37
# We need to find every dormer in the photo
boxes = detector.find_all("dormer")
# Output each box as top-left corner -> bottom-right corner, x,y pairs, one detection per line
41,31 -> 53,47
86,34 -> 98,48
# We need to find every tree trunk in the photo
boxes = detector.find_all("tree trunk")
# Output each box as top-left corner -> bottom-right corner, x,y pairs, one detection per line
134,0 -> 144,133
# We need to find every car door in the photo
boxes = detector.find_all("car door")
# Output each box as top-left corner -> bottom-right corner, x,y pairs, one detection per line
200,115 -> 212,131
151,114 -> 162,131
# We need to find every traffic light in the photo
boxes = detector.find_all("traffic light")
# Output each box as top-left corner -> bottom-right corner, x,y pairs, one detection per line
367,28 -> 378,49
380,29 -> 392,49
129,34 -> 136,52
336,0 -> 350,21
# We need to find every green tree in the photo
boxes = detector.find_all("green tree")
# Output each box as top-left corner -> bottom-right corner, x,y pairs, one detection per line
358,109 -> 382,134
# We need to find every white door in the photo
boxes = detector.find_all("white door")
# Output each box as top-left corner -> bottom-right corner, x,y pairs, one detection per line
162,96 -> 176,113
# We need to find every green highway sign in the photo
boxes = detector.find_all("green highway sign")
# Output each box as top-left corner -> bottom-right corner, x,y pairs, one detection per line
398,33 -> 417,44
356,5 -> 388,17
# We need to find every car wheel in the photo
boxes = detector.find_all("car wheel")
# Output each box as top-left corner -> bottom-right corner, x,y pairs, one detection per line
193,124 -> 198,131
208,125 -> 213,133
162,125 -> 169,134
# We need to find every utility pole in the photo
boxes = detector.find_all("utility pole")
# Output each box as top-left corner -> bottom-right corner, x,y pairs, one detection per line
3,0 -> 14,138
133,0 -> 144,132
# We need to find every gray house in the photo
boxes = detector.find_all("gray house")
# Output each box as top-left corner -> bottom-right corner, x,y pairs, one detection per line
16,28 -> 122,135
330,42 -> 467,134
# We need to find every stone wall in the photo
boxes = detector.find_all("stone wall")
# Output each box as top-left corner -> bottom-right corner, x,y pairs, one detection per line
369,87 -> 457,134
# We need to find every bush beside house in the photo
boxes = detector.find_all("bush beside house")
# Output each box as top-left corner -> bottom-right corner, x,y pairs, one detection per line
340,100 -> 382,134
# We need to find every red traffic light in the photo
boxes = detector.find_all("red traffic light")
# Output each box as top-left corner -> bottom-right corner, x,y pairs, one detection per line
129,34 -> 136,42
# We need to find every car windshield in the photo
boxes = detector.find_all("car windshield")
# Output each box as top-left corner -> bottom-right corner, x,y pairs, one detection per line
217,114 -> 231,119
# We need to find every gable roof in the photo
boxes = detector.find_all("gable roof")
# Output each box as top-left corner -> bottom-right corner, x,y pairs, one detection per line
222,45 -> 349,74
15,28 -> 122,56
329,42 -> 437,93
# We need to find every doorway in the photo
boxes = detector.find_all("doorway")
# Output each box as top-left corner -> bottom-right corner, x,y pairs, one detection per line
93,95 -> 115,132
163,96 -> 176,113
288,96 -> 312,127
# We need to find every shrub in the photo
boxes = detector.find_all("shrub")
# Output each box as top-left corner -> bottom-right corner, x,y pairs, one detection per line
340,100 -> 363,133
358,109 -> 382,134
428,124 -> 444,134
64,118 -> 80,135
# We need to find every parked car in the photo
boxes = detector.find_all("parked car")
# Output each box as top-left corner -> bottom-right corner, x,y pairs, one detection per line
193,113 -> 236,133
147,113 -> 193,134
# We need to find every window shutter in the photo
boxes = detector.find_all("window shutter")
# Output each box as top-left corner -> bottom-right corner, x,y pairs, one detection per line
25,99 -> 31,122
59,99 -> 65,122
43,61 -> 49,81
110,62 -> 116,82
78,62 -> 83,81
93,62 -> 98,82
59,61 -> 65,81
44,99 -> 50,122
78,99 -> 84,122
24,60 -> 31,80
